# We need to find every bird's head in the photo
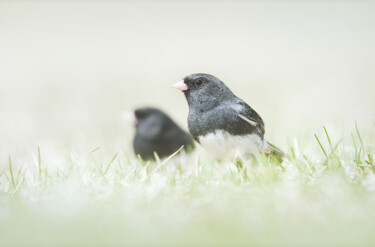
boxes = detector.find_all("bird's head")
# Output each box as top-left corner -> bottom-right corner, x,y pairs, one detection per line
172,73 -> 235,111
122,107 -> 166,127
122,107 -> 174,140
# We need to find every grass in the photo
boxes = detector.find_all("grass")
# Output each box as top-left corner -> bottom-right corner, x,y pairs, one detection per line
1,126 -> 375,247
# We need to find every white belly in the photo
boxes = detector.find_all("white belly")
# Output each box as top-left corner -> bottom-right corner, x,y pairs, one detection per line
198,130 -> 265,160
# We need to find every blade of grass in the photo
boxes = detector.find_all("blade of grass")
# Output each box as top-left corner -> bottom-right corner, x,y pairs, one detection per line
16,167 -> 24,183
38,147 -> 42,180
8,156 -> 15,188
351,133 -> 358,151
323,126 -> 334,151
367,154 -> 374,166
3,172 -> 11,187
314,134 -> 328,159
151,145 -> 185,176
351,133 -> 361,164
137,154 -> 147,167
140,161 -> 151,182
153,152 -> 162,165
327,139 -> 343,166
355,122 -> 364,152
104,153 -> 118,175
89,147 -> 101,154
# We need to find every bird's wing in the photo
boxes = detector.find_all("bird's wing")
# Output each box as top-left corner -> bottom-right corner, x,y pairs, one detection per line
238,113 -> 265,136
235,101 -> 265,136
137,116 -> 164,140
138,124 -> 162,140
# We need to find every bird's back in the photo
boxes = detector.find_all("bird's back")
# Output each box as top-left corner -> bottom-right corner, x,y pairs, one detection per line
188,99 -> 262,142
134,115 -> 194,160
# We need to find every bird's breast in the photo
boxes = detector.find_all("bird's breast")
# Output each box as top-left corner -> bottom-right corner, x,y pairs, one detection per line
197,130 -> 265,160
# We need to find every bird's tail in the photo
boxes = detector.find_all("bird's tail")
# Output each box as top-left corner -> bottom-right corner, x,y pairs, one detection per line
263,141 -> 285,162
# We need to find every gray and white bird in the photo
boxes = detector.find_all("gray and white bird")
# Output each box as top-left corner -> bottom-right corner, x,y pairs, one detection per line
172,73 -> 284,161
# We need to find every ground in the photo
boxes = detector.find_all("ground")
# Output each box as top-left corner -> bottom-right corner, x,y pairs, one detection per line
1,126 -> 375,247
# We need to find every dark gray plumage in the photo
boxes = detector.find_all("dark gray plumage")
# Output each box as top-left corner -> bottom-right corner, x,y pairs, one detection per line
128,107 -> 195,161
173,73 -> 284,161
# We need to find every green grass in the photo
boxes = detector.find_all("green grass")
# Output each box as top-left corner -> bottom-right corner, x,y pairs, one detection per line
1,127 -> 375,247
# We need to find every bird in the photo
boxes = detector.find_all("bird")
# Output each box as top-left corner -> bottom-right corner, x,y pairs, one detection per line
122,107 -> 195,161
172,73 -> 284,161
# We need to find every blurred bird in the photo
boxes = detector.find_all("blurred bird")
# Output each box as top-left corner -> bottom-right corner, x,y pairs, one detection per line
122,107 -> 195,160
172,73 -> 284,161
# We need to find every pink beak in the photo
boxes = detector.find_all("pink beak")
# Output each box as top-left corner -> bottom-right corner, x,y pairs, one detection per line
121,110 -> 138,126
172,80 -> 188,91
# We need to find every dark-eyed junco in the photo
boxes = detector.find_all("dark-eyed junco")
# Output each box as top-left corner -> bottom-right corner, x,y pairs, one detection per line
172,73 -> 284,161
123,107 -> 195,160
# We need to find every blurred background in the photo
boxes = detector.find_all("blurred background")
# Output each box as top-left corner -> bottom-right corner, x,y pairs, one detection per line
1,1 -> 374,164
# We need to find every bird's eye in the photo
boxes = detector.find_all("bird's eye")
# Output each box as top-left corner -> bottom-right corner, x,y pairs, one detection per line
195,79 -> 203,86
